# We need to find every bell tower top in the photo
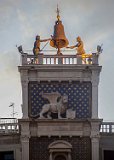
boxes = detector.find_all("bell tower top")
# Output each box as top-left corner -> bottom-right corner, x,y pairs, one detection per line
18,7 -> 102,120
50,5 -> 69,54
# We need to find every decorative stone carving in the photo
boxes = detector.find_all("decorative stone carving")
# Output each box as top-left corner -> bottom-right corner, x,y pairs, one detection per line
39,92 -> 68,119
66,109 -> 76,119
48,140 -> 72,149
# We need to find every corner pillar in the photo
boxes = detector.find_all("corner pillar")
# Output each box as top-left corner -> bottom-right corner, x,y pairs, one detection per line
21,135 -> 29,160
21,70 -> 29,118
92,82 -> 98,118
91,137 -> 100,160
90,120 -> 102,160
20,121 -> 30,160
92,53 -> 99,65
92,70 -> 100,118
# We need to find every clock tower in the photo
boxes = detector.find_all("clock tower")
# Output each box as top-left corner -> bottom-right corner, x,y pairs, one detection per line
18,8 -> 102,160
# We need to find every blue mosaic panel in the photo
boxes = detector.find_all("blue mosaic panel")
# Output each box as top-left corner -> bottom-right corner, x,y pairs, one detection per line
29,81 -> 92,118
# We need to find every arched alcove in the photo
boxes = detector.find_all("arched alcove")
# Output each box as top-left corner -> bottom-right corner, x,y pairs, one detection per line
48,140 -> 72,160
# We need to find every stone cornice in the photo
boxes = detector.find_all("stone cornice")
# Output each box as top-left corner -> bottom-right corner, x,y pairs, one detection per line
18,64 -> 102,72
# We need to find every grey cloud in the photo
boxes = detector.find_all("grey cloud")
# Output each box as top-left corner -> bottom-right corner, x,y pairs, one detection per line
0,0 -> 21,30
0,50 -> 20,74
17,9 -> 34,40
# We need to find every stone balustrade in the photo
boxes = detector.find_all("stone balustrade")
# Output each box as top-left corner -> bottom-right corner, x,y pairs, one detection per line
100,122 -> 114,133
0,118 -> 19,134
21,52 -> 99,65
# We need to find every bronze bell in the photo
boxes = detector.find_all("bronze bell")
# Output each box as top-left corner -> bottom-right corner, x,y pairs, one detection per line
50,19 -> 69,54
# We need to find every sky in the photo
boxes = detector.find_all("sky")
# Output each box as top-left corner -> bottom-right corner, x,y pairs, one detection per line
0,0 -> 114,121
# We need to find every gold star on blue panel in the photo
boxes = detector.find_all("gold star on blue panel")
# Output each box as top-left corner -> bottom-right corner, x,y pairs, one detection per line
29,81 -> 92,118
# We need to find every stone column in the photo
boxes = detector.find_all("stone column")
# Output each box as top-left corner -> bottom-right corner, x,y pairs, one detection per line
49,153 -> 53,160
21,53 -> 27,65
77,55 -> 82,64
5,124 -> 8,133
58,57 -> 63,64
21,121 -> 30,160
91,70 -> 99,119
91,137 -> 100,160
90,120 -> 101,160
92,83 -> 98,118
38,53 -> 43,64
68,152 -> 71,160
21,135 -> 29,160
15,147 -> 22,160
21,70 -> 29,119
92,53 -> 99,65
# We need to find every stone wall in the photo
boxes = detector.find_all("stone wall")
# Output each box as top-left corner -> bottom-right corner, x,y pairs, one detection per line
29,136 -> 91,160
